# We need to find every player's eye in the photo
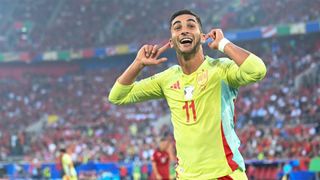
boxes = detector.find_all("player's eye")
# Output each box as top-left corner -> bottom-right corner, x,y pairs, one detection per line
174,25 -> 181,31
188,24 -> 195,29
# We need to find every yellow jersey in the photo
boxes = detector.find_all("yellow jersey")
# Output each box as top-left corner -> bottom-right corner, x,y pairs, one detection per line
109,54 -> 266,179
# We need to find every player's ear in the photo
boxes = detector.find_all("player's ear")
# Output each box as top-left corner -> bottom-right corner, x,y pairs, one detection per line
169,39 -> 174,48
200,33 -> 206,44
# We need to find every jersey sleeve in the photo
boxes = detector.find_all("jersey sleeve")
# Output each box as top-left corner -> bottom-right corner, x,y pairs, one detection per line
224,53 -> 267,88
108,70 -> 168,105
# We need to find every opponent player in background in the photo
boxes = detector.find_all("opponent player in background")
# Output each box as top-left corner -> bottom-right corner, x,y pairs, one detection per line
151,137 -> 170,180
109,9 -> 267,179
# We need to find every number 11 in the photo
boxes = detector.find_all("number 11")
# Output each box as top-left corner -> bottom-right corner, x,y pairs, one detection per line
182,100 -> 197,122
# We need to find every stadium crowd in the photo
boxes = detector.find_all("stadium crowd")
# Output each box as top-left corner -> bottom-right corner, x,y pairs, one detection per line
0,0 -> 319,52
235,33 -> 320,166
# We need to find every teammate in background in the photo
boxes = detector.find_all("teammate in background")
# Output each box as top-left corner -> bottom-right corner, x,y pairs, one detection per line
151,137 -> 170,180
60,148 -> 78,180
109,9 -> 267,179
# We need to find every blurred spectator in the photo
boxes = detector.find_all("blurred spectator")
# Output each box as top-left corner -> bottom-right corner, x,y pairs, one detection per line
151,137 -> 170,180
0,0 -> 318,52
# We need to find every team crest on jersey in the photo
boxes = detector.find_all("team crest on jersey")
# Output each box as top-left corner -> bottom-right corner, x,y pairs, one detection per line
197,70 -> 208,86
184,85 -> 194,100
197,70 -> 208,91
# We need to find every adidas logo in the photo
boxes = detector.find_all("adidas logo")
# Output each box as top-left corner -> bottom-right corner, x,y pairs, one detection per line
170,81 -> 180,90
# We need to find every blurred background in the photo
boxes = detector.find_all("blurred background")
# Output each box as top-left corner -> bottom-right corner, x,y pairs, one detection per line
0,0 -> 319,179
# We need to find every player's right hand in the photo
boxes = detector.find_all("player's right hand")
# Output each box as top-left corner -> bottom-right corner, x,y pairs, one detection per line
135,42 -> 170,67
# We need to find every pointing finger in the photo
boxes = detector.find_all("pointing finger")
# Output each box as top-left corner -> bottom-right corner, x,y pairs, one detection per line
156,42 -> 170,57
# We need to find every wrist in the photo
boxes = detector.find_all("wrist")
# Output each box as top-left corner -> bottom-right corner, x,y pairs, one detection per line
133,59 -> 145,69
218,38 -> 230,53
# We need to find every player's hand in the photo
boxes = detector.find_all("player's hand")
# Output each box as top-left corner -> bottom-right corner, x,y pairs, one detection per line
135,42 -> 170,67
205,29 -> 224,50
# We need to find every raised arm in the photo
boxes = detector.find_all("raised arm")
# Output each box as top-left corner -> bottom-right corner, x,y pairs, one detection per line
206,29 -> 267,87
206,29 -> 251,66
108,43 -> 171,105
118,42 -> 170,85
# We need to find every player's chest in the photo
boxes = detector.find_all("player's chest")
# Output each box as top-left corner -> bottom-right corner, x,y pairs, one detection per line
163,69 -> 220,101
156,152 -> 169,164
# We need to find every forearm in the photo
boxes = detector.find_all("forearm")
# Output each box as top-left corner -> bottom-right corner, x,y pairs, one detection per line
226,53 -> 267,87
109,43 -> 169,104
117,59 -> 144,85
223,42 -> 250,66
109,70 -> 164,105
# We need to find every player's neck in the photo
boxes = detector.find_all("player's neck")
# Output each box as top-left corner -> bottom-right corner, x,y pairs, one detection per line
177,49 -> 205,75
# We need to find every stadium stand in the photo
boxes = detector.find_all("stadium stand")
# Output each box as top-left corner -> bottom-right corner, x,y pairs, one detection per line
0,0 -> 318,52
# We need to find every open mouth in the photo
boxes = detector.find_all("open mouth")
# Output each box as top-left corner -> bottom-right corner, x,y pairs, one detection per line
179,37 -> 193,45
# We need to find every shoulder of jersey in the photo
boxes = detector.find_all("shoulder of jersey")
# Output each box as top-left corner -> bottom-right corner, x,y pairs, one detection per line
207,56 -> 233,66
206,56 -> 228,63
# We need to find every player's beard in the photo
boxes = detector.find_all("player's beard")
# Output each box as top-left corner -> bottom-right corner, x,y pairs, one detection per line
173,35 -> 202,60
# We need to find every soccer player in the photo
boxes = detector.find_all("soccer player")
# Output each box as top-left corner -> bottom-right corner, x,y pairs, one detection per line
151,137 -> 170,180
109,9 -> 267,179
60,148 -> 78,180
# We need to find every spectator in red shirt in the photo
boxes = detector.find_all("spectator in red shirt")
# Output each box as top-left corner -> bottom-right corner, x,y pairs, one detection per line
151,137 -> 170,180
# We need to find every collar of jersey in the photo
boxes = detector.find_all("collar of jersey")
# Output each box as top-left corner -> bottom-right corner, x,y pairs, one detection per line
179,55 -> 209,77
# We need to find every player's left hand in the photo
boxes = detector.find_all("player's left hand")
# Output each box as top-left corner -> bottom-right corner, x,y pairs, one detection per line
205,29 -> 224,50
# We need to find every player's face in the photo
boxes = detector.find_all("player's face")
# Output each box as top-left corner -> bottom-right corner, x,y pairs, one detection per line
170,14 -> 205,55
160,140 -> 169,151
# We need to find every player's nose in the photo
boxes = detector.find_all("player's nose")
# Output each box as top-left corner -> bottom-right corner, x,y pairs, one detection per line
180,31 -> 190,36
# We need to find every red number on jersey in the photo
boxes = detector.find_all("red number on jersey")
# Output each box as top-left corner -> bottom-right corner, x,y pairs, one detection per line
182,100 -> 197,122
